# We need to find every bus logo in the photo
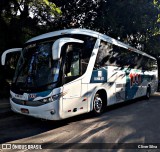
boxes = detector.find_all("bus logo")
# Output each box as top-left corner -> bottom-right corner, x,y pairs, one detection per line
129,73 -> 141,87
29,94 -> 36,99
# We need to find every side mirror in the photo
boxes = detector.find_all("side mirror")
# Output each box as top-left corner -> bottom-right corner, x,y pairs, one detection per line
1,48 -> 22,65
52,38 -> 84,60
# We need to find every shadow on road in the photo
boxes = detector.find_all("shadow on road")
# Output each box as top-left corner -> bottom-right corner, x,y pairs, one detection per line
0,93 -> 160,144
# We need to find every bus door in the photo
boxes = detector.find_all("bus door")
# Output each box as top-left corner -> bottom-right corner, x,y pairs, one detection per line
115,69 -> 126,102
62,79 -> 82,118
62,50 -> 87,118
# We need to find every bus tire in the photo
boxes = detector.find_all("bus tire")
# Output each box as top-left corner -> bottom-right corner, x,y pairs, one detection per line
145,87 -> 151,100
92,93 -> 104,116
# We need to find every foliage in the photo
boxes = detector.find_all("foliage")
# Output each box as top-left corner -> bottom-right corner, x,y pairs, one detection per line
0,0 -> 62,51
52,0 -> 160,55
0,0 -> 160,96
0,0 -> 62,97
0,0 -> 159,54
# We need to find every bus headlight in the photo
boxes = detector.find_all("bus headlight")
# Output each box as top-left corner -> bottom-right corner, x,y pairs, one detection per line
39,93 -> 62,103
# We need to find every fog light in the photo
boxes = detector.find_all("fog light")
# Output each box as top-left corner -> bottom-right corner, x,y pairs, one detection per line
50,110 -> 55,115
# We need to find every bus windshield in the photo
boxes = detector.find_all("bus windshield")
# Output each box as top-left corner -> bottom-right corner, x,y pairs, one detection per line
12,34 -> 97,92
13,41 -> 60,89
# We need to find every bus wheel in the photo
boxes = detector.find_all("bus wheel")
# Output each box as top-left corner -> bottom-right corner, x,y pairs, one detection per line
145,87 -> 151,100
93,93 -> 104,116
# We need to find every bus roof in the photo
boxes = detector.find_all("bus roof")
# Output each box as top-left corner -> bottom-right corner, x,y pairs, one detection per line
26,28 -> 156,60
26,29 -> 100,43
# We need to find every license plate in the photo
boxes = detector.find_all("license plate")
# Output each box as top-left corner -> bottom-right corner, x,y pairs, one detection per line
21,108 -> 29,114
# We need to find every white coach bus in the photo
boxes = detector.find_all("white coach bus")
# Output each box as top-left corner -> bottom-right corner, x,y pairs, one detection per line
1,29 -> 158,120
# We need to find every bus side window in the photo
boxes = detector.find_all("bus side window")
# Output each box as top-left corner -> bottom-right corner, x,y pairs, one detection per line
141,57 -> 149,71
151,60 -> 157,70
95,40 -> 113,68
64,51 -> 81,83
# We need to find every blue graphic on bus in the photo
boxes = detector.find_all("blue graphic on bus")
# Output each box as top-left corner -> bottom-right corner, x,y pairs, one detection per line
90,68 -> 107,83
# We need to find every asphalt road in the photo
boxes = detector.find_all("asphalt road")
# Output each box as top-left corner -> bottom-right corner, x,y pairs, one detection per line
1,93 -> 160,152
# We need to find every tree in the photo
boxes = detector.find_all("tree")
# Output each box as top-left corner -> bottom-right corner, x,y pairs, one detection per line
52,0 -> 160,54
0,0 -> 62,51
0,0 -> 62,97
0,0 -> 160,97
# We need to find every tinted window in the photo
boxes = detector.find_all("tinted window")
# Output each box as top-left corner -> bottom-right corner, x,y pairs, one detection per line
95,40 -> 156,70
141,57 -> 157,70
63,36 -> 96,84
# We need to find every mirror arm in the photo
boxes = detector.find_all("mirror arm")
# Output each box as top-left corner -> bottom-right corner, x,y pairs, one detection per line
1,48 -> 22,65
52,38 -> 84,60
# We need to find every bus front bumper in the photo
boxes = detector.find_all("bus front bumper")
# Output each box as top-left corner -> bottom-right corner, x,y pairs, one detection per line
10,98 -> 61,120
